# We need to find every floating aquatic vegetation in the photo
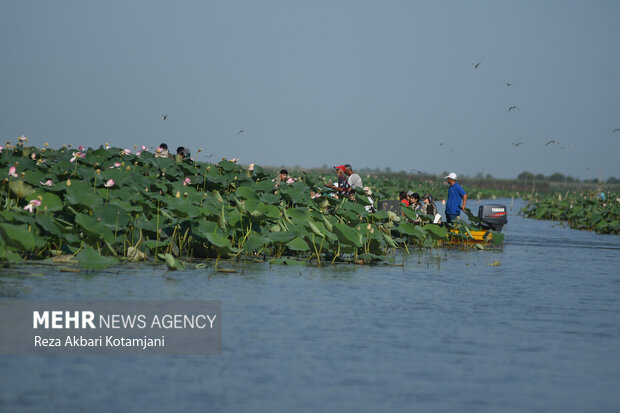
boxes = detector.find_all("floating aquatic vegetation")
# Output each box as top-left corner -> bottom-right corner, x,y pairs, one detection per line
522,193 -> 620,234
0,143 -> 503,269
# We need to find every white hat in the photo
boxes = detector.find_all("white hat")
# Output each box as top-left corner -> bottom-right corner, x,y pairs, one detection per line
445,172 -> 457,180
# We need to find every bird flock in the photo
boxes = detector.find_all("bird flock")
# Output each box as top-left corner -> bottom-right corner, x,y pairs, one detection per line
470,60 -> 618,167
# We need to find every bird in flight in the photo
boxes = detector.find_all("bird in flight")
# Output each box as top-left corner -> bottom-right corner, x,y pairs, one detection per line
504,82 -> 513,86
439,142 -> 444,146
162,114 -> 168,120
508,106 -> 519,112
237,129 -> 244,135
472,62 -> 481,69
613,128 -> 620,133
545,139 -> 559,146
512,142 -> 524,147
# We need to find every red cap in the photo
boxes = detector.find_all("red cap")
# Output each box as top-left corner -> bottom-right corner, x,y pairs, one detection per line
334,165 -> 346,172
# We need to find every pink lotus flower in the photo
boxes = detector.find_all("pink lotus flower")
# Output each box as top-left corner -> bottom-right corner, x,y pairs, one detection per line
70,151 -> 85,162
23,199 -> 41,213
0,145 -> 3,153
8,166 -> 18,178
249,163 -> 255,171
78,145 -> 85,151
18,135 -> 27,143
109,162 -> 121,169
104,179 -> 115,188
286,178 -> 295,184
141,145 -> 147,151
40,179 -> 53,186
231,158 -> 239,164
136,151 -> 141,157
122,148 -> 131,155
31,153 -> 37,160
183,177 -> 191,186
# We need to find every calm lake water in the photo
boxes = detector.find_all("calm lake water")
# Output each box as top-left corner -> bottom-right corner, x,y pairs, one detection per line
1,198 -> 619,413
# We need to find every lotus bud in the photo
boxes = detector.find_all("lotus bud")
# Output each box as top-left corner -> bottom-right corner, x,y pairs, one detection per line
67,179 -> 71,186
184,192 -> 188,197
126,166 -> 131,171
175,191 -> 180,198
96,169 -> 101,174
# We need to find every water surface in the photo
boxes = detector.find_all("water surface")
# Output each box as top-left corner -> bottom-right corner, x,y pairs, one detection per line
1,199 -> 619,412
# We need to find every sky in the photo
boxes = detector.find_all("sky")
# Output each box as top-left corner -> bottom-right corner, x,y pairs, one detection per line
1,0 -> 619,180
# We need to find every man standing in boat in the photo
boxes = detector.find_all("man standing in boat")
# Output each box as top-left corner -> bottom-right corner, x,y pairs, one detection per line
444,172 -> 467,224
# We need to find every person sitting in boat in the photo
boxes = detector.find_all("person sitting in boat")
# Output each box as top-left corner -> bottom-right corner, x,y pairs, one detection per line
155,143 -> 171,158
274,169 -> 288,188
345,164 -> 363,192
176,146 -> 191,160
421,193 -> 442,224
409,192 -> 422,211
364,186 -> 376,213
325,165 -> 351,198
399,191 -> 409,206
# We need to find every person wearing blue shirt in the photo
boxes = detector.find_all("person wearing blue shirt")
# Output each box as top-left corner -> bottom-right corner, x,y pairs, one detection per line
444,172 -> 467,224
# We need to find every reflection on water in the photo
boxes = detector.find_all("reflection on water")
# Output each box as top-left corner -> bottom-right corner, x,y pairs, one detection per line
1,199 -> 619,412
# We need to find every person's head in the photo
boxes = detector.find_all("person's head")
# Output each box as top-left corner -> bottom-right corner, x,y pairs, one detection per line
334,165 -> 346,177
422,193 -> 433,204
344,164 -> 353,175
176,146 -> 186,159
411,192 -> 420,203
399,191 -> 408,200
159,143 -> 168,150
279,169 -> 288,181
407,191 -> 414,201
445,172 -> 458,186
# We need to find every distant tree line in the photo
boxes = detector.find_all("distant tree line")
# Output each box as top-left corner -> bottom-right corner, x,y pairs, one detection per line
517,171 -> 618,184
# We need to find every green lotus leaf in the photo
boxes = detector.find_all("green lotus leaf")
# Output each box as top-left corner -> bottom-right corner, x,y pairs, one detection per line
286,236 -> 310,252
400,205 -> 418,221
243,232 -> 268,253
76,246 -> 119,270
35,215 -> 62,237
397,222 -> 427,240
254,180 -> 277,193
236,185 -> 259,200
93,204 -> 130,229
0,223 -> 37,250
27,191 -> 63,212
266,231 -> 298,244
423,224 -> 448,240
332,222 -> 363,247
66,182 -> 103,211
74,213 -> 114,240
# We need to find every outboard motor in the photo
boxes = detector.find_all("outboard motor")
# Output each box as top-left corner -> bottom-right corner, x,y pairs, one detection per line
478,204 -> 507,232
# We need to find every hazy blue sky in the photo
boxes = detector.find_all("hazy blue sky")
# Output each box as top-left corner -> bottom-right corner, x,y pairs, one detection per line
1,0 -> 619,179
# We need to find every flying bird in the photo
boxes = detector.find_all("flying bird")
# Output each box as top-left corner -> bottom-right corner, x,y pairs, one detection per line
512,142 -> 524,147
545,139 -> 559,146
508,106 -> 519,112
613,128 -> 620,133
162,114 -> 168,120
472,62 -> 481,69
504,82 -> 513,86
237,129 -> 244,135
